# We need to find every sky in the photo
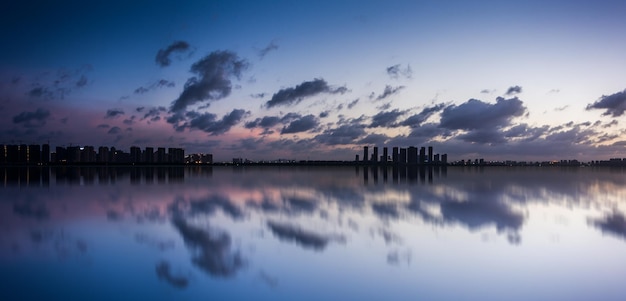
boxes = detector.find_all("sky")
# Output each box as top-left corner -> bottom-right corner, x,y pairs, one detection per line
1,0 -> 626,162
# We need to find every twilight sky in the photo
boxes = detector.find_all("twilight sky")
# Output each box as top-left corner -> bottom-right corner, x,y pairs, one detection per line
2,0 -> 626,162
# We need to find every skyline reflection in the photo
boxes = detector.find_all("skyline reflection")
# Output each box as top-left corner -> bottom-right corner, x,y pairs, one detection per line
2,166 -> 626,300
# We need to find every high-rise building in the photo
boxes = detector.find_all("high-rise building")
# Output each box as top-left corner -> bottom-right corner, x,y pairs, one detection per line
28,144 -> 41,163
81,146 -> 96,163
383,147 -> 388,163
42,144 -> 50,163
156,148 -> 166,163
372,147 -> 378,163
363,146 -> 369,163
408,146 -> 418,164
98,146 -> 110,163
399,148 -> 407,164
419,147 -> 426,164
392,147 -> 398,163
130,146 -> 142,163
428,146 -> 433,163
144,147 -> 154,163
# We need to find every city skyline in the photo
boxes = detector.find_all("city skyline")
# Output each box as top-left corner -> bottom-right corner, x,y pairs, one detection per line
2,1 -> 626,162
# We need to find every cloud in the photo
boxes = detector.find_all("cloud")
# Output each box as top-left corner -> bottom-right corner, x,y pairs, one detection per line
440,97 -> 526,131
12,108 -> 50,128
105,108 -> 125,119
347,98 -> 359,109
155,41 -> 191,67
245,116 -> 281,129
140,106 -> 167,122
265,78 -> 347,108
505,85 -> 522,95
134,79 -> 175,94
171,50 -> 249,112
400,104 -> 446,127
186,109 -> 248,135
369,109 -> 406,128
75,75 -> 88,87
586,89 -> 626,117
281,114 -> 319,134
386,64 -> 412,79
25,66 -> 92,100
108,126 -> 122,134
375,85 -> 404,101
257,40 -> 278,59
457,129 -> 507,144
314,123 -> 366,145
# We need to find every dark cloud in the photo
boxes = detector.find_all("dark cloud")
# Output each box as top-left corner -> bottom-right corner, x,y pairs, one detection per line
155,261 -> 190,289
505,85 -> 522,95
155,41 -> 191,67
375,85 -> 404,101
108,126 -> 122,134
185,109 -> 248,135
134,79 -> 175,94
457,129 -> 507,144
359,133 -> 389,145
440,97 -> 526,130
386,64 -> 412,79
480,89 -> 494,94
105,108 -> 125,119
171,50 -> 249,112
319,111 -> 329,118
347,98 -> 359,109
265,78 -> 347,108
400,104 -> 446,127
266,220 -> 330,251
369,109 -> 405,128
245,116 -> 281,129
257,40 -> 278,59
171,216 -> 245,277
314,123 -> 366,145
25,66 -> 92,100
140,106 -> 167,122
12,108 -> 50,128
281,114 -> 319,134
585,89 -> 626,117
75,75 -> 88,87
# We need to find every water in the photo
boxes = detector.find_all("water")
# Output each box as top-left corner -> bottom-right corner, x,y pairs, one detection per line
1,165 -> 626,300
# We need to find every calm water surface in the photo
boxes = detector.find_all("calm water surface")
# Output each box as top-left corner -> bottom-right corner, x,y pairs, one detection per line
1,166 -> 626,300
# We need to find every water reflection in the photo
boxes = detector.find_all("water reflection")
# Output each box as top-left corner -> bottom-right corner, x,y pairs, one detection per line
2,166 -> 626,300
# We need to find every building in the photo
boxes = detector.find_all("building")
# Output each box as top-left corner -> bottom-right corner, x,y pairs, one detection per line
363,146 -> 369,163
407,146 -> 418,164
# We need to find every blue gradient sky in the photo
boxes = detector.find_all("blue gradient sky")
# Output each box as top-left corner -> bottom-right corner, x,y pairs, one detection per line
2,0 -> 626,161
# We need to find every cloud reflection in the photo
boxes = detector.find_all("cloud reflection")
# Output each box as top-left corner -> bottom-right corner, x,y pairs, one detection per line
266,220 -> 344,251
171,216 -> 245,277
591,211 -> 626,240
155,260 -> 190,289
